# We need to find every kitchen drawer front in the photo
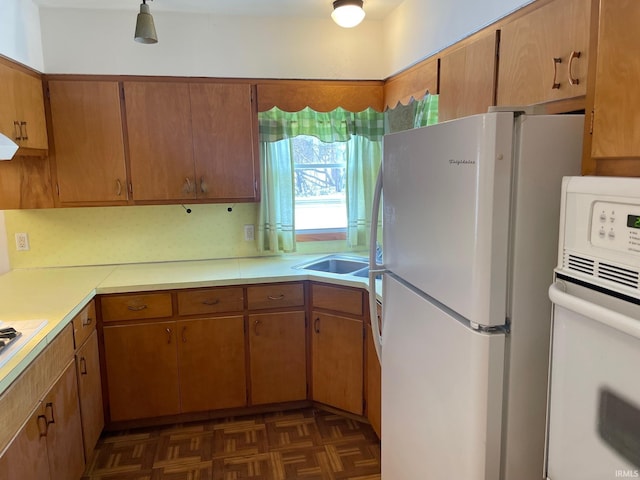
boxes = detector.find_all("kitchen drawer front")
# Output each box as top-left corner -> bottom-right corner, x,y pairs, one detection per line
311,283 -> 363,316
247,283 -> 304,310
101,293 -> 173,322
177,287 -> 244,316
72,300 -> 96,349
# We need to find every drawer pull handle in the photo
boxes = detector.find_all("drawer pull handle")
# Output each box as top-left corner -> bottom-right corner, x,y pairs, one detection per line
552,57 -> 562,89
166,328 -> 172,344
254,319 -> 262,336
267,294 -> 285,301
202,299 -> 220,306
82,317 -> 93,326
116,179 -> 123,196
568,50 -> 581,86
127,304 -> 148,311
45,402 -> 55,426
20,121 -> 28,141
37,414 -> 48,437
314,317 -> 320,334
80,357 -> 88,375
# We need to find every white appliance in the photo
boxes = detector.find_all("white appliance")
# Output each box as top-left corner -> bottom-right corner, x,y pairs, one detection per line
545,176 -> 640,480
368,111 -> 584,479
0,133 -> 19,160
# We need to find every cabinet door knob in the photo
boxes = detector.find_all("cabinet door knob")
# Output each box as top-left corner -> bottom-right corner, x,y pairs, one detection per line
200,176 -> 208,194
80,357 -> 88,375
552,57 -> 562,89
45,402 -> 56,426
37,414 -> 48,437
254,319 -> 262,336
568,50 -> 582,86
166,327 -> 172,344
82,317 -> 93,327
314,317 -> 320,334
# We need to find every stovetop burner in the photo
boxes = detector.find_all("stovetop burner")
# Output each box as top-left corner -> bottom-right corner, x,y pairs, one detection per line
0,327 -> 23,353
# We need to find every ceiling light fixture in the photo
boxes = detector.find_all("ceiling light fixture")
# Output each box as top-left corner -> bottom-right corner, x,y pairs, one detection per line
134,0 -> 158,44
331,0 -> 366,28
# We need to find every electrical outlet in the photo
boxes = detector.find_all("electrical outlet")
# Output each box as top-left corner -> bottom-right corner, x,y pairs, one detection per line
15,232 -> 30,251
244,224 -> 255,241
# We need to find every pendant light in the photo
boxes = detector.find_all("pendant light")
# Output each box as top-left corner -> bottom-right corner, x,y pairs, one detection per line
331,0 -> 366,28
134,0 -> 158,44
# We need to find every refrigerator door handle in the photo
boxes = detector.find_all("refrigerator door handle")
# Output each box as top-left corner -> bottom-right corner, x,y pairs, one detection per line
369,166 -> 385,364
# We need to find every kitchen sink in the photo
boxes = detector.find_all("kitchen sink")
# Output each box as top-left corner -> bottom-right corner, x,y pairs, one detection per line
294,254 -> 368,275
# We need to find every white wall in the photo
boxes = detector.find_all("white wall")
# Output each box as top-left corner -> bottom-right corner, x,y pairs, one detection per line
382,0 -> 534,76
39,8 -> 385,79
0,0 -> 44,70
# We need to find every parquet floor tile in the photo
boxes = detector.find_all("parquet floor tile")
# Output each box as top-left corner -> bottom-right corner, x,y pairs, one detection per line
82,408 -> 380,480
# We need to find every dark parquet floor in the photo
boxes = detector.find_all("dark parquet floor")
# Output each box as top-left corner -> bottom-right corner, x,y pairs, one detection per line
81,408 -> 381,480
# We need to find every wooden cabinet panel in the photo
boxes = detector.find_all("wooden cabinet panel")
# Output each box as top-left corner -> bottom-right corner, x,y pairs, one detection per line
124,81 -> 195,201
365,324 -> 381,438
0,62 -> 48,151
312,312 -> 363,415
248,311 -> 307,405
101,292 -> 173,322
190,83 -> 257,201
177,316 -> 247,412
0,155 -> 54,209
0,403 -> 49,480
103,321 -> 181,421
383,57 -> 438,109
72,300 -> 96,349
311,283 -> 363,316
247,283 -> 305,310
588,0 -> 640,174
497,0 -> 590,106
439,31 -> 498,122
43,361 -> 85,480
75,330 -> 104,461
177,287 -> 244,316
48,80 -> 128,204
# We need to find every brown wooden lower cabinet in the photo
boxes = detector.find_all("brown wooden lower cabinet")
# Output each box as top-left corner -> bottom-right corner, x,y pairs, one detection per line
248,311 -> 307,405
177,316 -> 247,412
365,324 -> 381,438
103,321 -> 181,421
311,311 -> 364,415
75,329 -> 104,461
0,361 -> 85,480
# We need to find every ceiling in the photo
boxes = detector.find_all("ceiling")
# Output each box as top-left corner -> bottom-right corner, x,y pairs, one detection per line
32,0 -> 403,20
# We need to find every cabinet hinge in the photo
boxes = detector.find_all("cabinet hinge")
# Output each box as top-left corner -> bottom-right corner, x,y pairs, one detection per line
589,109 -> 594,136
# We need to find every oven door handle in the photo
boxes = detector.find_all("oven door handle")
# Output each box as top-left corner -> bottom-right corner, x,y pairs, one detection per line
549,282 -> 640,340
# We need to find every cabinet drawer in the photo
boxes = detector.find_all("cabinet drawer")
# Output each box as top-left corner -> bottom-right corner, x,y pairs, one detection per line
177,287 -> 244,316
101,293 -> 173,322
311,283 -> 363,316
247,283 -> 304,310
72,300 -> 96,349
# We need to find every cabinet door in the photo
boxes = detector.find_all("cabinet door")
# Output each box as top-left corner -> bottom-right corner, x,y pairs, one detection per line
49,80 -> 128,204
124,81 -> 196,201
76,330 -> 104,461
589,0 -> 640,167
249,311 -> 307,405
312,312 -> 363,415
177,316 -> 247,412
103,321 -> 180,421
365,325 -> 381,438
0,403 -> 50,480
43,361 -> 85,480
13,69 -> 48,150
497,0 -> 590,106
0,63 -> 17,143
190,83 -> 258,201
438,31 -> 497,122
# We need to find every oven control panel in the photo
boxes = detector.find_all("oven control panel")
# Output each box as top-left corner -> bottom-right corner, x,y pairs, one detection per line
591,201 -> 640,254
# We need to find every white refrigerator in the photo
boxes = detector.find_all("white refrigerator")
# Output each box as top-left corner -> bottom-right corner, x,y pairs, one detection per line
368,111 -> 584,479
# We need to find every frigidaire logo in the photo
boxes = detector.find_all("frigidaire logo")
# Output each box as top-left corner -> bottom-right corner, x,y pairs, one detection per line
449,159 -> 476,166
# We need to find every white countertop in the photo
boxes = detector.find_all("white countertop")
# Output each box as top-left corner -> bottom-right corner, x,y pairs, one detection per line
0,254 -> 381,394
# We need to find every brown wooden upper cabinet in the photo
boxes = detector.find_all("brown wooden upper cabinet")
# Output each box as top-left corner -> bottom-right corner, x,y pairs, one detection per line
584,0 -> 640,176
48,80 -> 129,205
123,81 -> 259,203
497,0 -> 591,107
0,62 -> 48,151
438,30 -> 498,122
